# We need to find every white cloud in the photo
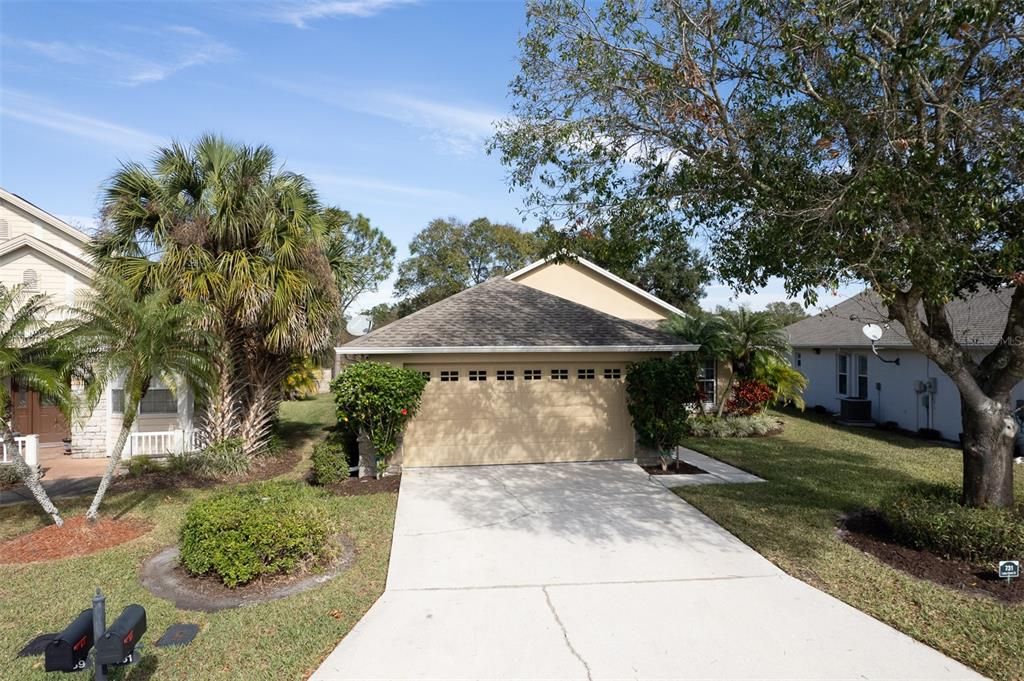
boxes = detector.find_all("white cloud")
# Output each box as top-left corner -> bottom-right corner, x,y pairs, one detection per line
2,27 -> 234,86
0,89 -> 164,150
265,78 -> 504,155
269,0 -> 417,28
311,172 -> 469,202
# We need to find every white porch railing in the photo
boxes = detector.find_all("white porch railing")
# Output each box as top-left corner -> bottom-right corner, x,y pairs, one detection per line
1,435 -> 39,468
126,430 -> 197,459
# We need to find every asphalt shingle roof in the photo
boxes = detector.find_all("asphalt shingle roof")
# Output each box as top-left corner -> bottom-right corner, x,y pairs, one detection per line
785,288 -> 1015,348
343,278 -> 686,350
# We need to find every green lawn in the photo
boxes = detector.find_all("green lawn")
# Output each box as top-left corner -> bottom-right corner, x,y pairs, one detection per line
0,394 -> 396,681
676,411 -> 1024,681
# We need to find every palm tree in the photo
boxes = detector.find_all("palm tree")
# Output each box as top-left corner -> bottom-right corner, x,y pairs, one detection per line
0,285 -> 75,526
716,307 -> 791,417
89,135 -> 341,455
73,279 -> 216,520
662,312 -> 731,413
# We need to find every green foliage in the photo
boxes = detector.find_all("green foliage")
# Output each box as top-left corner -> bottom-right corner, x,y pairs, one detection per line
321,207 -> 396,317
310,440 -> 349,485
179,481 -> 333,587
262,432 -> 287,458
662,312 -> 731,361
0,464 -> 22,486
754,356 -> 808,410
762,302 -> 808,328
126,456 -> 165,477
625,355 -> 700,456
687,414 -> 782,438
190,438 -> 250,478
331,362 -> 428,459
393,217 -> 541,317
283,356 -> 321,400
716,307 -> 790,378
879,484 -> 1024,564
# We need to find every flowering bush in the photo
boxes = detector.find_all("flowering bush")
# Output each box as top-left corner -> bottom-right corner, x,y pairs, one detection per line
725,379 -> 774,415
331,362 -> 428,463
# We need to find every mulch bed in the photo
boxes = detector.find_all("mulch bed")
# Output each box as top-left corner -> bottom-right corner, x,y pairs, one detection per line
839,510 -> 1023,604
0,516 -> 152,564
641,460 -> 708,476
140,534 -> 355,612
110,447 -> 302,494
325,474 -> 401,497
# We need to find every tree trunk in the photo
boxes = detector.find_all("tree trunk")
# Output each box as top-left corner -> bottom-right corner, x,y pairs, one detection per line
357,431 -> 376,479
86,405 -> 136,521
715,364 -> 736,418
960,397 -> 1016,508
1,423 -> 64,526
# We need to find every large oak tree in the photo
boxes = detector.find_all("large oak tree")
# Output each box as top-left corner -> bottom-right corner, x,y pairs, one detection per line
495,0 -> 1024,506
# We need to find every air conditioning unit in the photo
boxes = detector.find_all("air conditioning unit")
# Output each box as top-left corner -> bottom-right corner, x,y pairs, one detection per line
840,398 -> 872,423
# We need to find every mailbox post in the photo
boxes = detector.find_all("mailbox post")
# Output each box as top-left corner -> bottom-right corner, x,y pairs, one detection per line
93,589 -> 107,681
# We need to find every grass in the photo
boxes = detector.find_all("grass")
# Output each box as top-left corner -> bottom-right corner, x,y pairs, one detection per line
0,393 -> 396,681
675,410 -> 1024,681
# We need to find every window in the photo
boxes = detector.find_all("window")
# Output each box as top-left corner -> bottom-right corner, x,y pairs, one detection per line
420,371 -> 431,381
602,367 -> 622,380
795,352 -> 802,368
440,370 -> 459,382
698,359 -> 716,405
497,369 -> 515,381
469,369 -> 487,381
112,388 -> 178,414
22,269 -> 38,291
140,389 -> 177,414
577,368 -> 595,380
856,355 -> 869,398
550,368 -> 569,380
837,354 -> 849,396
523,369 -> 542,381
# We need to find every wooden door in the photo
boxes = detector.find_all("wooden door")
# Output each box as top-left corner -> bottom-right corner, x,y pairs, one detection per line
10,381 -> 69,443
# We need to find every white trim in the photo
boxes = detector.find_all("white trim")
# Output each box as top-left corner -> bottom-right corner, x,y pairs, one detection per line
0,187 -> 92,246
0,233 -> 95,279
336,344 -> 698,356
506,255 -> 688,317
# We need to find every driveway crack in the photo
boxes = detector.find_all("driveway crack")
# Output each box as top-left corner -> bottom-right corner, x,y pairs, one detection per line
543,586 -> 593,681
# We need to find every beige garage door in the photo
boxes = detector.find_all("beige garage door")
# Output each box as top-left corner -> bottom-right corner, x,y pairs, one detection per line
402,361 -> 635,467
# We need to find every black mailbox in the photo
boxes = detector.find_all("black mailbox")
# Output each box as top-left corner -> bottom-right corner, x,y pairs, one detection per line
44,609 -> 94,672
95,605 -> 147,665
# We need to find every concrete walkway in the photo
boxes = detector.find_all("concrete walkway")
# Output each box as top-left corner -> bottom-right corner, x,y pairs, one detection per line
0,448 -> 108,506
311,461 -> 983,680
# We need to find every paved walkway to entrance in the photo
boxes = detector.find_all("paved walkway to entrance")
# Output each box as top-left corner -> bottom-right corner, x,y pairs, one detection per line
311,461 -> 983,680
0,447 -> 107,506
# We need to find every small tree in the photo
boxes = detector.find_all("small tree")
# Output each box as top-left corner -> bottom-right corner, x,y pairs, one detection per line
74,280 -> 216,520
331,362 -> 428,478
625,354 -> 700,471
0,285 -> 77,526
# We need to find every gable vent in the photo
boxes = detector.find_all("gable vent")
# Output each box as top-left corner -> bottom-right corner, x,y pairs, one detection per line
0,219 -> 9,240
22,269 -> 39,291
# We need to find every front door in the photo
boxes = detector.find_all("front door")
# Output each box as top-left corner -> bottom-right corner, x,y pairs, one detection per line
11,381 -> 69,443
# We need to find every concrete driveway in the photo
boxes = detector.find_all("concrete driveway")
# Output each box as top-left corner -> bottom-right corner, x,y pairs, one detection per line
311,461 -> 983,680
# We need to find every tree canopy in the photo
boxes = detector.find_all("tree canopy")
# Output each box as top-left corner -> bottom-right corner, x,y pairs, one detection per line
495,0 -> 1024,507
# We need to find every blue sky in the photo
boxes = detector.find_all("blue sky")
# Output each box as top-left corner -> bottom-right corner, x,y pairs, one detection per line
0,0 -> 855,330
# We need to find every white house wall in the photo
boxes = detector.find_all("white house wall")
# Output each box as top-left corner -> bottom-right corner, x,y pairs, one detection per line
0,198 -> 88,260
796,347 -> 1024,441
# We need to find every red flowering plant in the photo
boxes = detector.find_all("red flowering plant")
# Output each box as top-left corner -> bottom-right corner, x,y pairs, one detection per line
725,379 -> 774,416
331,362 -> 428,477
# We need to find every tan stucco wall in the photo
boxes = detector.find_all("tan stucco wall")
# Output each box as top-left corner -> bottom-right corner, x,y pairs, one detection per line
378,351 -> 671,467
511,261 -> 669,321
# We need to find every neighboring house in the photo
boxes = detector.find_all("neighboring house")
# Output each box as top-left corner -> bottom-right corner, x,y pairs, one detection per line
785,289 -> 1024,442
0,187 -> 195,458
336,256 -> 702,467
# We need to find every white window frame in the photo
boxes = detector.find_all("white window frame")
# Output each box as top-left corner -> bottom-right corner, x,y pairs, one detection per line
698,359 -> 716,406
837,353 -> 850,396
855,354 -> 869,399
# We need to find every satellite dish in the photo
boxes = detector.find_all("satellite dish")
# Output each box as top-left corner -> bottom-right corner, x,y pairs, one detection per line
862,324 -> 884,342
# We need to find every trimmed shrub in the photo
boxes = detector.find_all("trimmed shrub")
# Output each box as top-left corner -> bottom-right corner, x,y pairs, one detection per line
879,484 -> 1024,564
179,481 -> 332,587
626,354 -> 700,466
0,464 -> 22,486
310,440 -> 349,485
190,437 -> 250,478
687,414 -> 782,438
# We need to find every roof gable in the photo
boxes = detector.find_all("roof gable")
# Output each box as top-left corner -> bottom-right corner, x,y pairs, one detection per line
507,255 -> 686,319
341,278 -> 694,354
0,187 -> 91,248
785,288 -> 1014,349
0,234 -> 95,280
